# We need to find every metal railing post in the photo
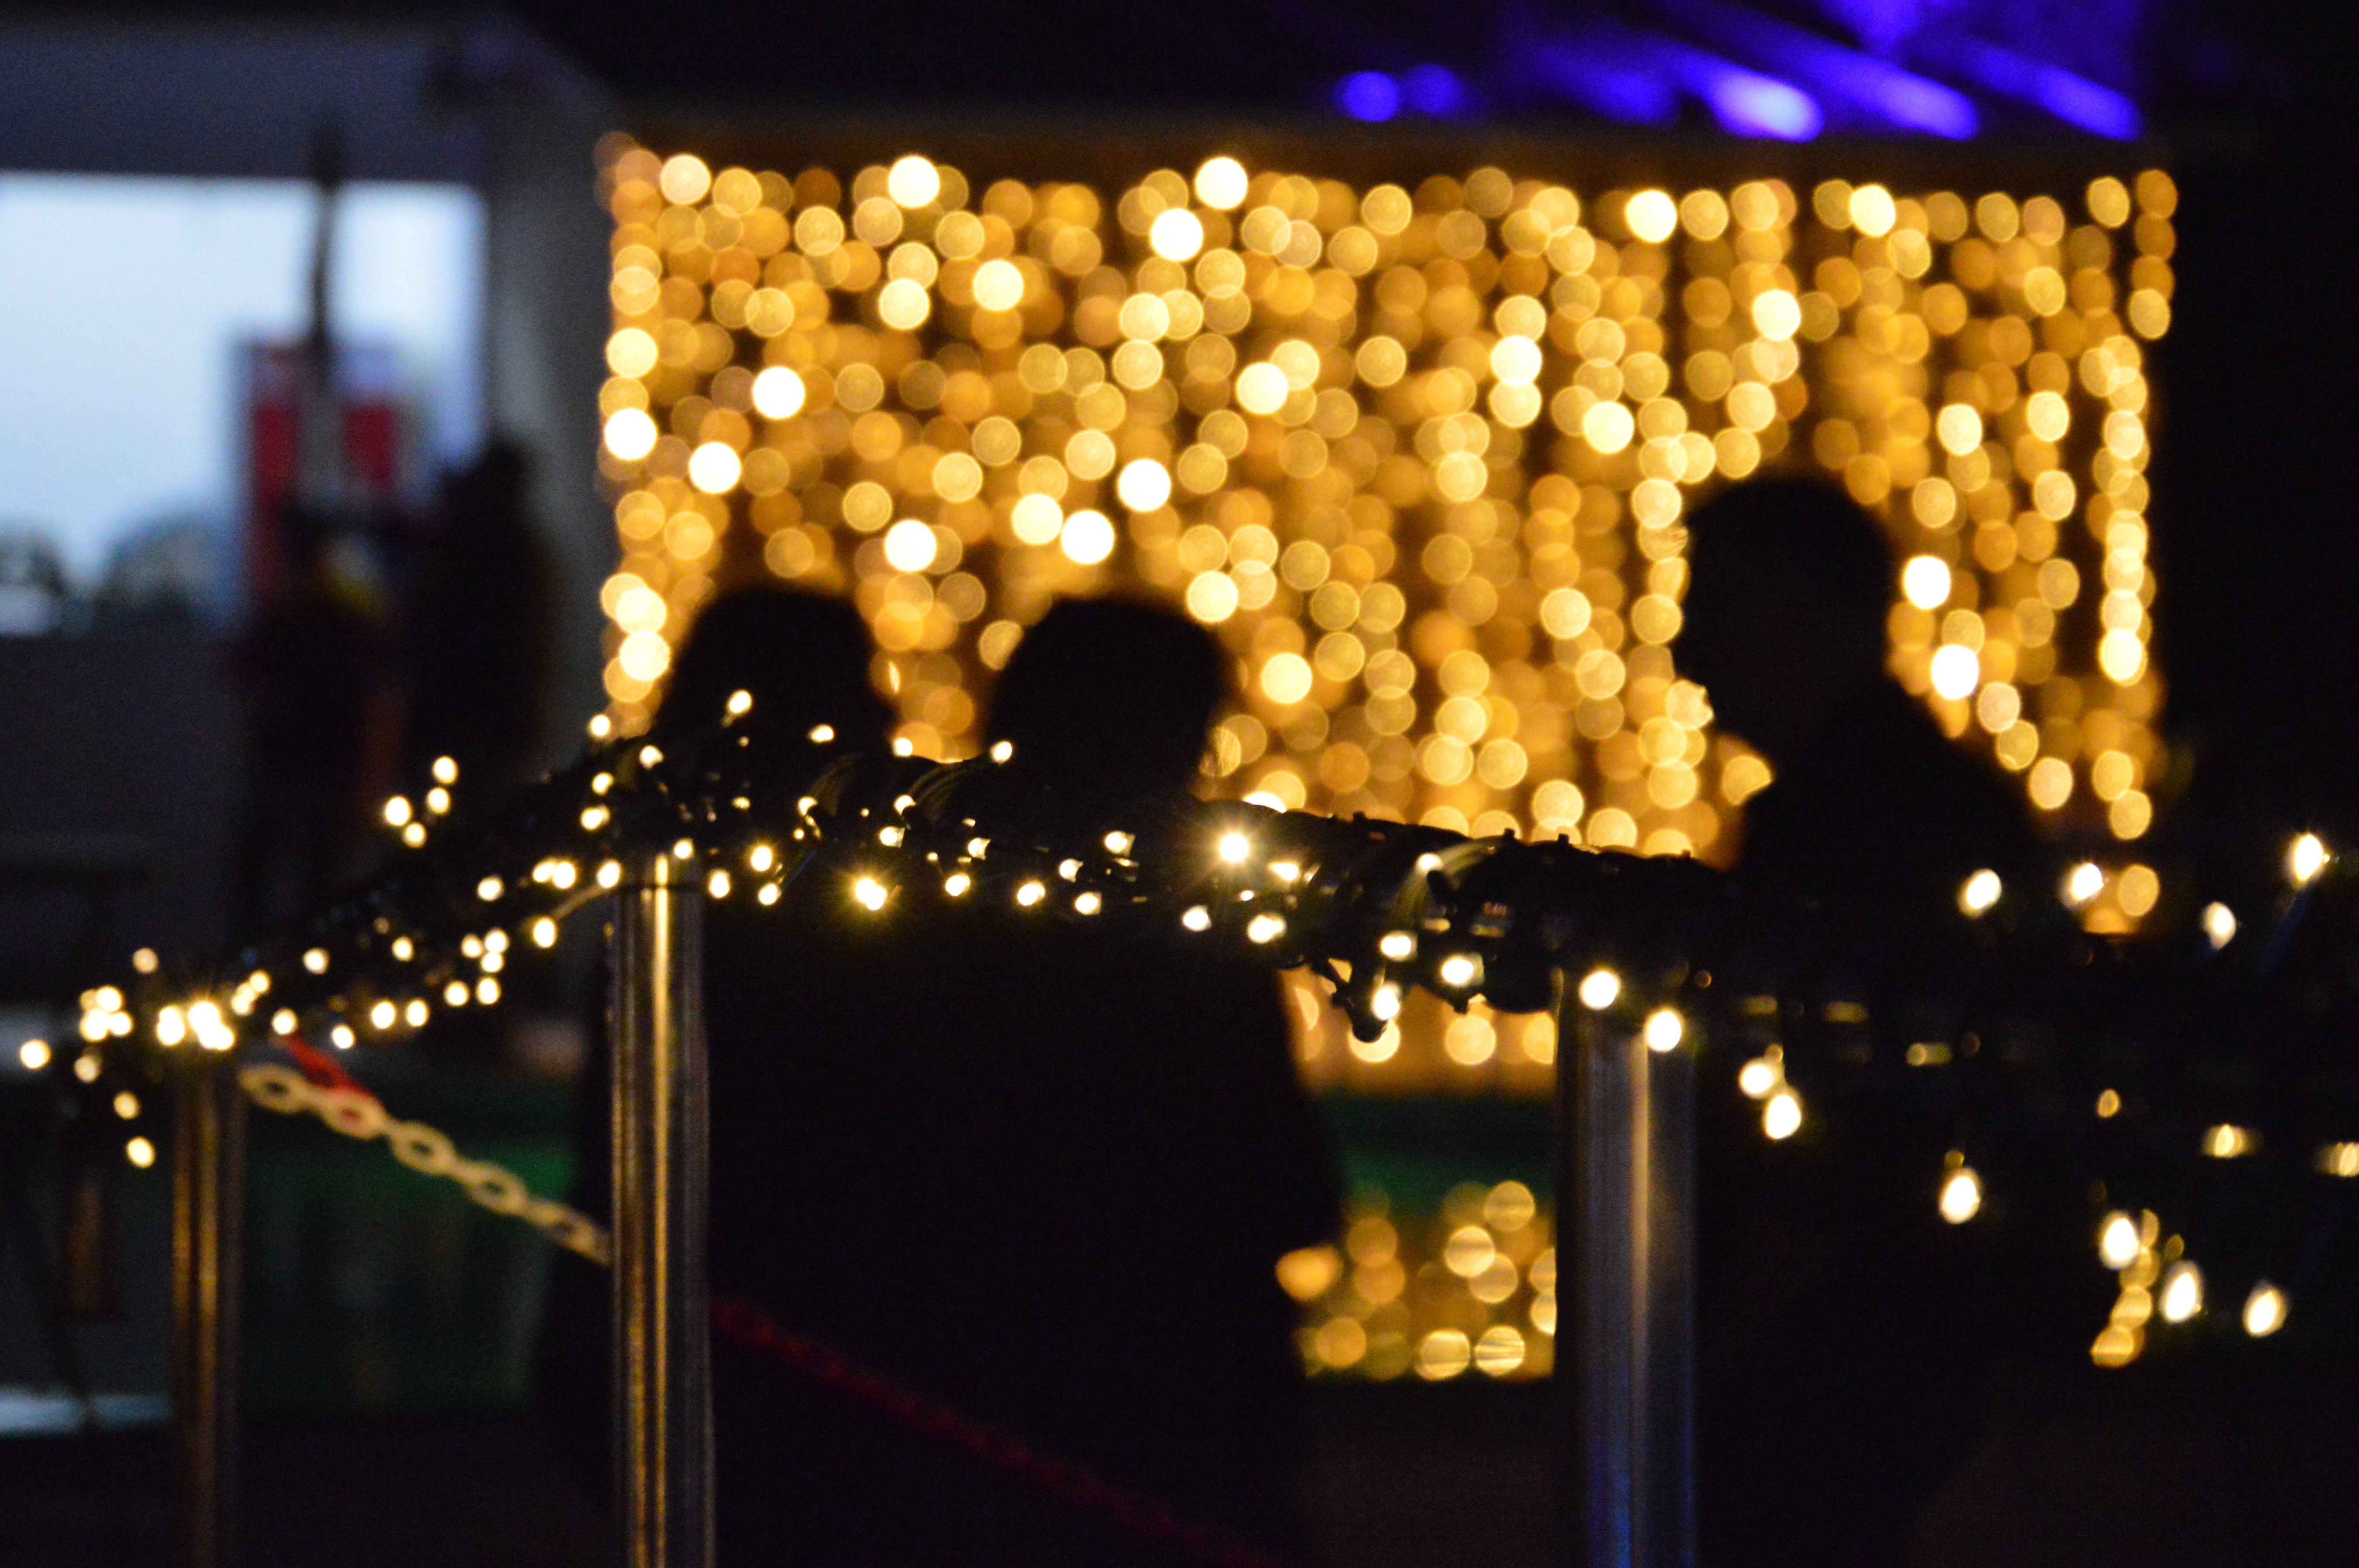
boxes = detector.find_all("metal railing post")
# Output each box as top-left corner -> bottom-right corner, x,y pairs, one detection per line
172,1051 -> 243,1568
610,849 -> 714,1568
1558,971 -> 1695,1568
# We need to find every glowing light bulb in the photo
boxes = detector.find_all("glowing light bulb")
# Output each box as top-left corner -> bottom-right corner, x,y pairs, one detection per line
1148,207 -> 1203,261
476,978 -> 500,1005
531,917 -> 560,948
943,872 -> 971,897
886,154 -> 940,208
1737,1057 -> 1781,1098
756,883 -> 780,906
1015,880 -> 1046,907
1379,932 -> 1415,962
477,876 -> 504,902
331,1024 -> 356,1049
1181,905 -> 1212,932
272,1008 -> 298,1035
588,714 -> 613,740
2243,1281 -> 2287,1338
1370,983 -> 1401,1022
854,877 -> 889,911
73,1054 -> 98,1083
1938,1165 -> 1983,1224
1057,858 -> 1082,880
2288,832 -> 2329,887
382,795 -> 413,828
673,839 -> 695,860
1901,555 -> 1952,609
1246,913 -> 1286,944
2062,862 -> 2104,907
1929,644 -> 1980,701
18,1039 -> 51,1070
707,870 -> 732,899
432,756 -> 459,785
1269,860 -> 1301,883
444,982 -> 469,1007
1103,831 -> 1134,855
883,518 -> 939,572
2201,902 -> 2236,949
390,936 -> 414,961
113,1091 -> 139,1120
598,861 -> 623,889
127,1137 -> 155,1169
2202,1124 -> 2256,1158
1074,892 -> 1102,916
1577,969 -> 1620,1010
752,366 -> 805,418
1763,1090 -> 1803,1140
1059,509 -> 1115,565
426,788 -> 450,815
2099,1212 -> 2141,1270
748,844 -> 776,873
989,740 -> 1014,763
1958,869 -> 2002,916
1438,954 -> 1479,988
2159,1261 -> 2203,1323
1642,1008 -> 1683,1052
303,948 -> 329,974
155,1007 -> 187,1047
550,861 -> 578,890
1218,832 -> 1251,865
370,1000 -> 397,1030
404,999 -> 429,1028
581,806 -> 610,831
1194,155 -> 1249,209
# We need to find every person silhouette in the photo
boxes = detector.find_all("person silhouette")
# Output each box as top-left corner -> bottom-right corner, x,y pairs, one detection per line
699,596 -> 1338,1565
1675,477 -> 2046,1567
535,586 -> 894,1530
401,440 -> 553,801
1677,476 -> 2037,923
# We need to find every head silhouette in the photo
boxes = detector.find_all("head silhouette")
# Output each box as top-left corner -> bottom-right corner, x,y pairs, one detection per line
987,597 -> 1228,805
1678,478 -> 1895,767
661,587 -> 889,750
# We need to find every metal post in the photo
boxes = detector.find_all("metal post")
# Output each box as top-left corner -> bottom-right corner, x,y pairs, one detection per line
172,1051 -> 243,1568
610,849 -> 713,1568
1558,971 -> 1695,1568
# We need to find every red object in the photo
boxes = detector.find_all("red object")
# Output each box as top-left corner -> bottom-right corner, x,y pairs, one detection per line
708,1297 -> 1304,1568
243,342 -> 403,608
279,1034 -> 372,1099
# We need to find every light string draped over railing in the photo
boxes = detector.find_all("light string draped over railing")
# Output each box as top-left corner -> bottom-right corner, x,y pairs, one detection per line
23,690 -> 2359,1363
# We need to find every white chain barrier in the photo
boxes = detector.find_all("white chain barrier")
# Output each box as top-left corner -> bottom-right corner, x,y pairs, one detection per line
238,1062 -> 610,1265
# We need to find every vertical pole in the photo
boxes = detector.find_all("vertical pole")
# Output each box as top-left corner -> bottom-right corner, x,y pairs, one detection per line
1558,972 -> 1694,1568
610,849 -> 713,1568
172,1052 -> 243,1568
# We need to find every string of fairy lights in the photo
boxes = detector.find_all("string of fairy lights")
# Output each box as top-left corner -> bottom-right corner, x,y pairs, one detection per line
19,698 -> 2359,1371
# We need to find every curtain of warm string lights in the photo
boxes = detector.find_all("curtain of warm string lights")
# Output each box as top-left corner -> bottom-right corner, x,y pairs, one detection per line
592,146 -> 2172,920
589,142 -> 2173,1382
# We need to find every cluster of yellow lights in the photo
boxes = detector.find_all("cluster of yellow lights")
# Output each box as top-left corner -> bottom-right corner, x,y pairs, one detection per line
1281,1180 -> 1555,1380
596,142 -> 2174,1072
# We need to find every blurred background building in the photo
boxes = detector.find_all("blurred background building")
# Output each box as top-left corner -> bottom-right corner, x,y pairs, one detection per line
2,2 -> 2355,1565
